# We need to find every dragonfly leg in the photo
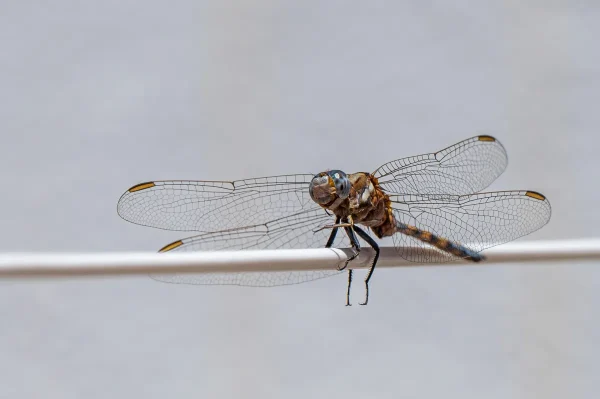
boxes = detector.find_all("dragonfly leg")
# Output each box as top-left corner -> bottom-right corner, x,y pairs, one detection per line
342,222 -> 361,306
314,222 -> 353,233
341,223 -> 360,271
324,217 -> 341,248
346,269 -> 353,306
323,216 -> 355,305
353,226 -> 380,306
324,216 -> 350,272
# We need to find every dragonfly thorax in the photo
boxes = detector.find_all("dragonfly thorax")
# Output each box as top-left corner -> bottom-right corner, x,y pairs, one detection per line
310,171 -> 395,236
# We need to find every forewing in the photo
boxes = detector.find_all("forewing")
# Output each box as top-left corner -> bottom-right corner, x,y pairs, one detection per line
390,191 -> 551,262
117,175 -> 315,232
150,208 -> 351,286
374,135 -> 508,195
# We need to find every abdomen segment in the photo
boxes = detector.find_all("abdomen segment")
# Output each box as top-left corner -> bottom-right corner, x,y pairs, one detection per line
395,222 -> 484,262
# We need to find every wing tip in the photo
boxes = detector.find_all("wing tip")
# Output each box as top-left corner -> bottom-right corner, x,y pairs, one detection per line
128,182 -> 156,192
525,191 -> 546,201
158,240 -> 184,252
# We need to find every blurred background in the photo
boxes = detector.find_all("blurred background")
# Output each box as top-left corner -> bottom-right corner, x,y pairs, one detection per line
0,1 -> 598,398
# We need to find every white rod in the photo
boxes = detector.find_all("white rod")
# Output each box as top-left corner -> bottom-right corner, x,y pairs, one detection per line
0,238 -> 597,279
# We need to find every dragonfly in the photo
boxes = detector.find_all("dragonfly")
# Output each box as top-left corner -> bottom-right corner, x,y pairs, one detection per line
117,135 -> 551,305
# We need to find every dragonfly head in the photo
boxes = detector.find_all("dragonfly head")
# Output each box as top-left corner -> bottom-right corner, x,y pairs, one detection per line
309,170 -> 351,205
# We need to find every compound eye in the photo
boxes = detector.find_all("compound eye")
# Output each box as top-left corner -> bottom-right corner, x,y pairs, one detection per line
309,173 -> 331,204
329,170 -> 350,199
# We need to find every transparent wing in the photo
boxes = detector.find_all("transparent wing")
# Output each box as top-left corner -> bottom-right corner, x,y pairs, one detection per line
373,135 -> 508,195
117,174 -> 316,232
150,208 -> 353,286
390,190 -> 551,263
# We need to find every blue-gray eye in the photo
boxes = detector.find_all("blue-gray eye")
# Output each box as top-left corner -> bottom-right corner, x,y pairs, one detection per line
328,170 -> 350,199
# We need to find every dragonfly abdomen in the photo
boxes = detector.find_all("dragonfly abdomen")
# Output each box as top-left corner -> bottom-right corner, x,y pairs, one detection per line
395,222 -> 483,262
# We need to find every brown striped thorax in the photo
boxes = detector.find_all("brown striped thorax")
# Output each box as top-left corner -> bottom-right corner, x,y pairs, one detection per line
309,170 -> 395,239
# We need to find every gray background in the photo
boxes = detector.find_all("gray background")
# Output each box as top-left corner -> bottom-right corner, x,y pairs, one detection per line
0,1 -> 598,398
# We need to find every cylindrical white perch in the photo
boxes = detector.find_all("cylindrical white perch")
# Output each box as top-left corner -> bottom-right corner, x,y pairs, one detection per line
0,238 -> 597,279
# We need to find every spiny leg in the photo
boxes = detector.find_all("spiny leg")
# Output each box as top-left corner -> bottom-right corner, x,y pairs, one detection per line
314,222 -> 353,233
323,216 -> 360,306
353,226 -> 380,306
346,269 -> 353,306
343,222 -> 361,306
324,216 -> 352,273
324,216 -> 341,249
341,222 -> 361,271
